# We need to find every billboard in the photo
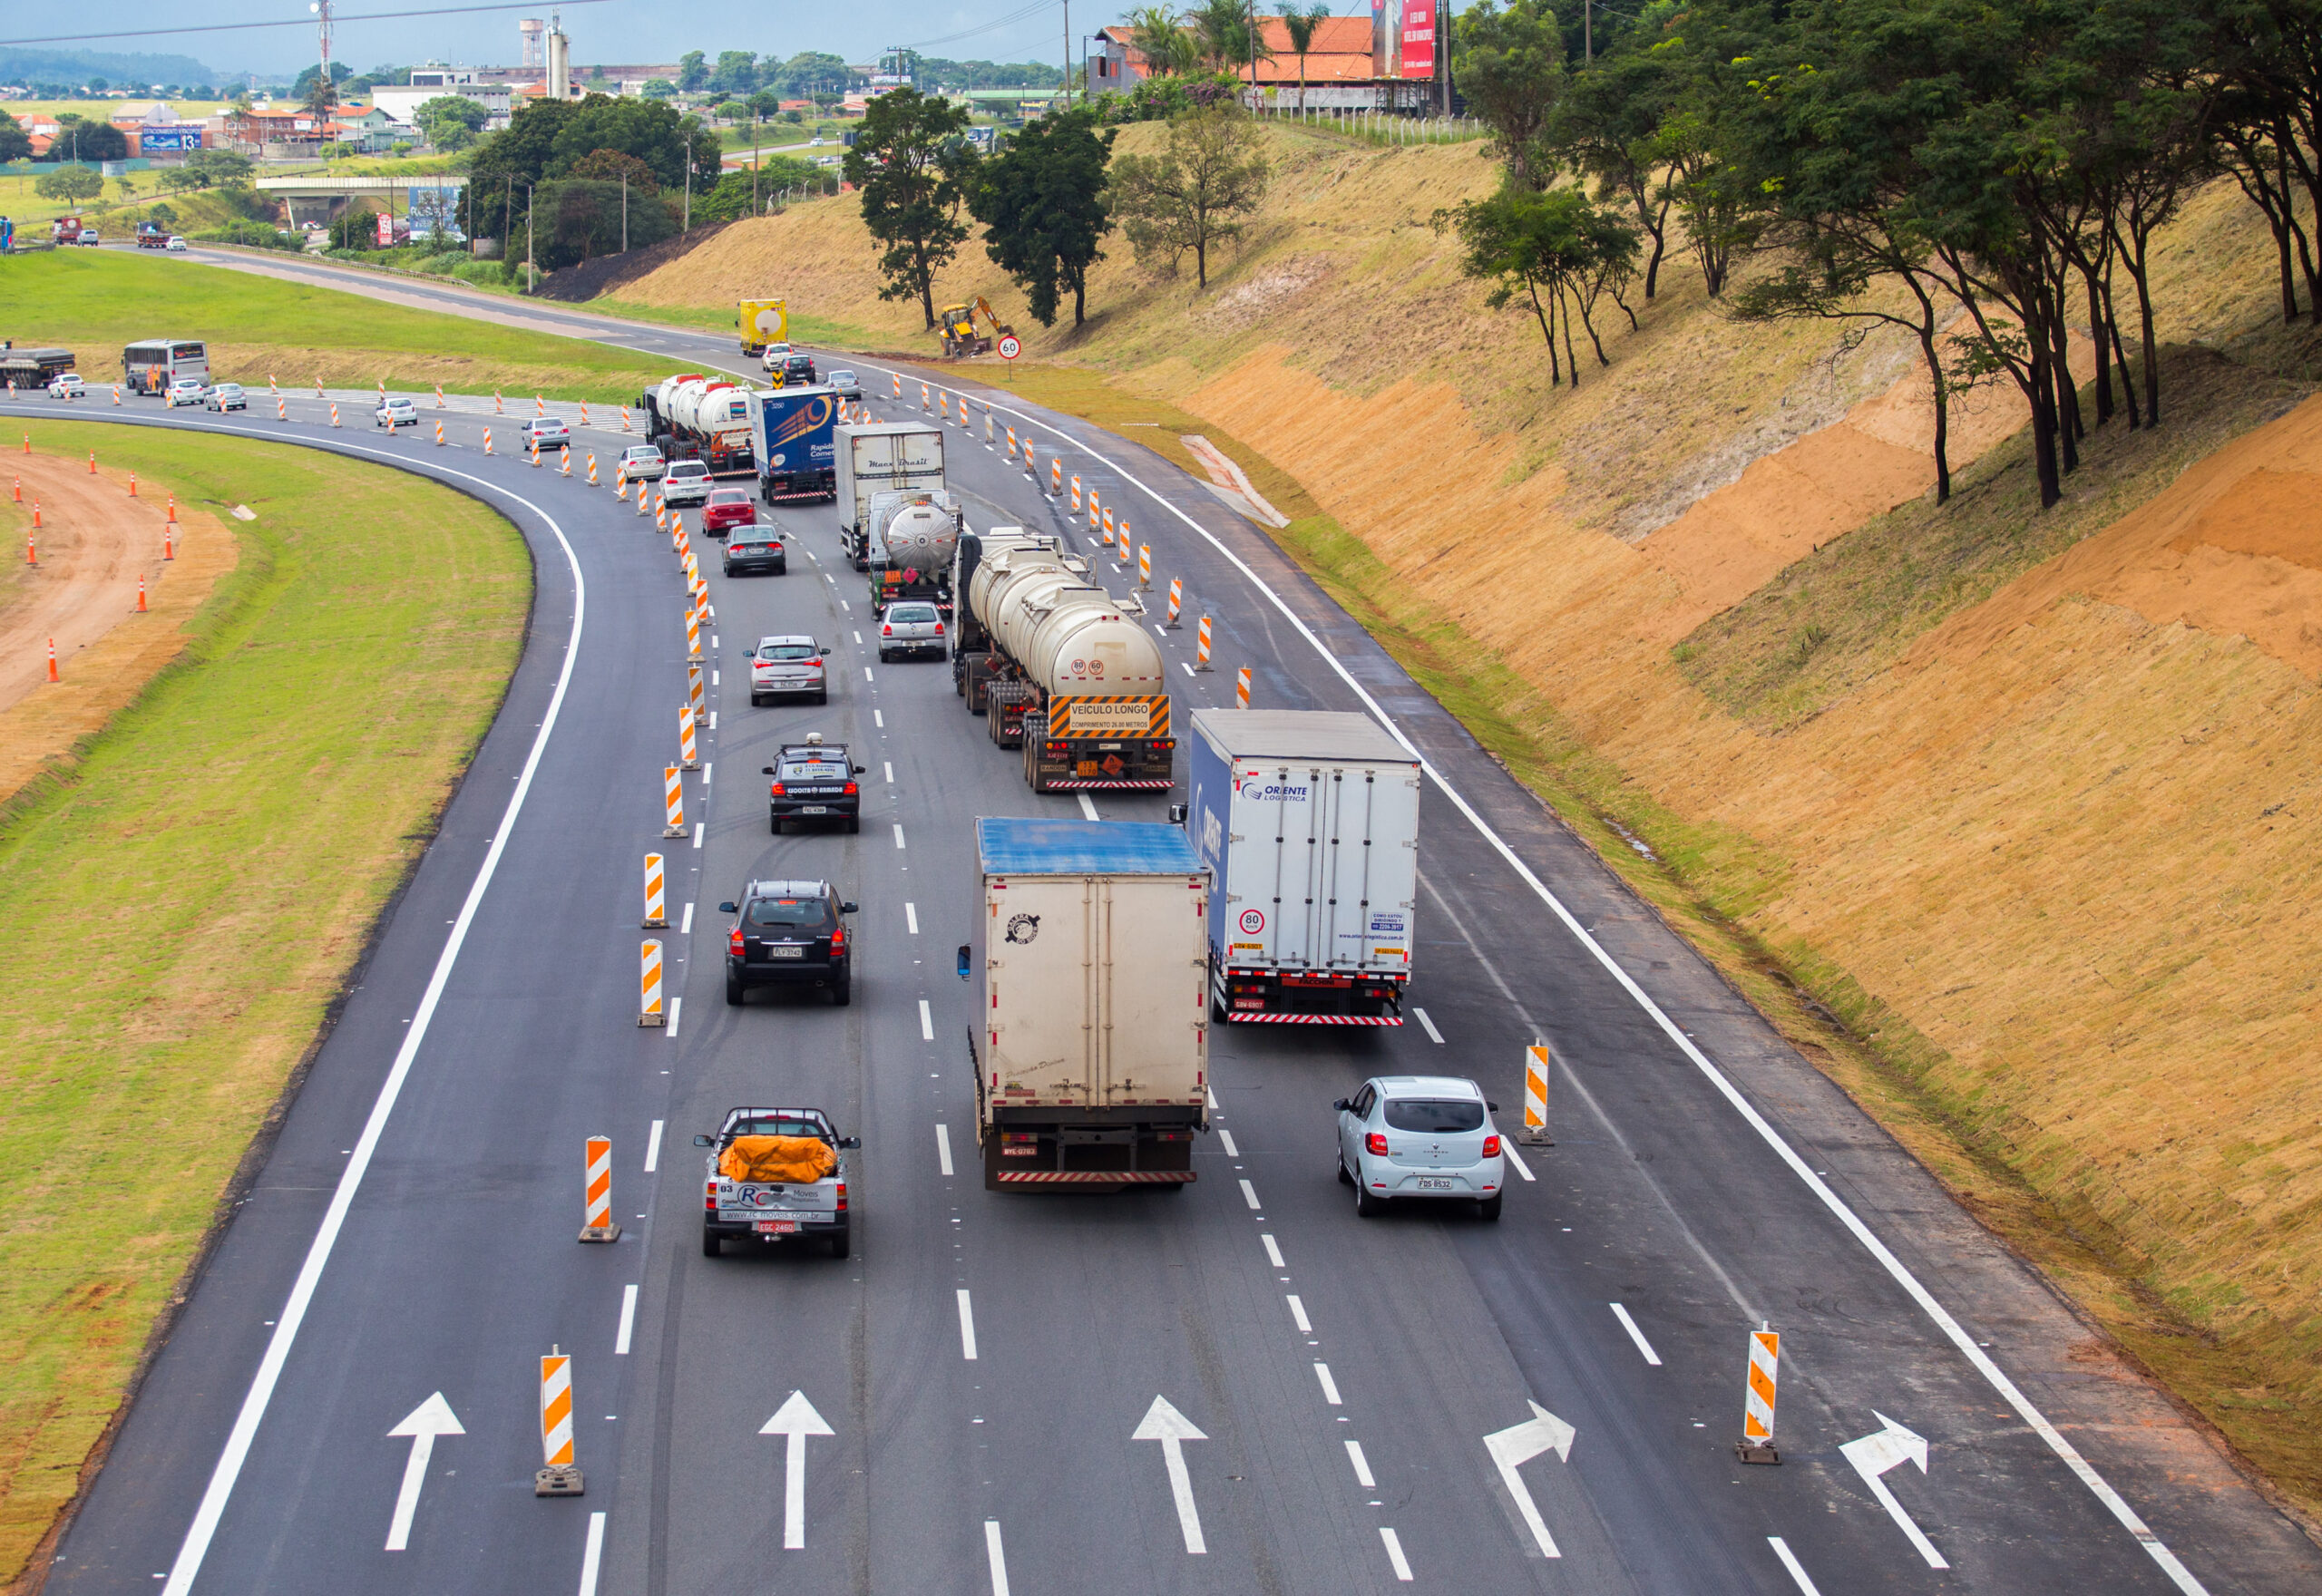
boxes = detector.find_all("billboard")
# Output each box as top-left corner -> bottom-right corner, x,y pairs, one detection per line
138,126 -> 201,152
1400,0 -> 1436,78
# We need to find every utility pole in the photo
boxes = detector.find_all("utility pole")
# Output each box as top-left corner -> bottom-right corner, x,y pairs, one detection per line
525,183 -> 533,291
1063,0 -> 1072,106
620,170 -> 627,251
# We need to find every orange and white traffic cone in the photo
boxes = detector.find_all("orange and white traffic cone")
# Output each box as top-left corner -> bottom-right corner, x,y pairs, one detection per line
11,474 -> 18,501
46,637 -> 58,683
87,450 -> 96,475
136,573 -> 148,612
163,525 -> 173,560
30,500 -> 41,530
24,530 -> 34,565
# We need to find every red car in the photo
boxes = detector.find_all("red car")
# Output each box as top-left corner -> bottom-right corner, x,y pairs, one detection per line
702,487 -> 758,539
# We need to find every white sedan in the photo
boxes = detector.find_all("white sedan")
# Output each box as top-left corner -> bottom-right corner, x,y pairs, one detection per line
376,396 -> 418,427
166,377 -> 206,407
1334,1075 -> 1506,1220
46,374 -> 86,399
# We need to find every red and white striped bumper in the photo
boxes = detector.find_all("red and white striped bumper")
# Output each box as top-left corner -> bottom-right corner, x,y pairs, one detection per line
1046,778 -> 1175,790
995,1169 -> 1198,1183
1231,1014 -> 1404,1026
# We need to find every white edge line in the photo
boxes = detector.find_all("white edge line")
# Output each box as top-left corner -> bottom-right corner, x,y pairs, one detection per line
922,377 -> 2210,1596
615,1283 -> 639,1355
1608,1302 -> 1662,1366
1768,1537 -> 1822,1596
984,1520 -> 1010,1596
161,442 -> 587,1596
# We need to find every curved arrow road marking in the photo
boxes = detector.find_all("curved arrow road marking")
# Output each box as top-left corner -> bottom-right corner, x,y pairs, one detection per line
1485,1401 -> 1576,1560
1840,1412 -> 1947,1570
383,1393 -> 463,1552
1132,1396 -> 1208,1554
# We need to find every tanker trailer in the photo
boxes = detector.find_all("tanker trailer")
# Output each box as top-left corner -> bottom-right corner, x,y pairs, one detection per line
668,377 -> 757,476
972,559 -> 1174,792
641,373 -> 701,445
865,491 -> 962,614
955,533 -> 1080,714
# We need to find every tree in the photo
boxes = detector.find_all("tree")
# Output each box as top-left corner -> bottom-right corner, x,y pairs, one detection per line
1127,6 -> 1202,76
1282,4 -> 1333,111
0,116 -> 32,165
34,164 -> 102,202
414,94 -> 488,152
533,177 -> 674,267
772,52 -> 857,99
1549,34 -> 1676,296
1189,0 -> 1270,75
971,107 -> 1118,326
678,52 -> 707,92
302,72 -> 337,122
1438,182 -> 1637,384
1453,0 -> 1566,190
843,87 -> 976,327
643,80 -> 677,99
146,200 -> 178,229
569,147 -> 658,191
709,51 -> 760,96
1107,103 -> 1269,287
49,115 -> 128,164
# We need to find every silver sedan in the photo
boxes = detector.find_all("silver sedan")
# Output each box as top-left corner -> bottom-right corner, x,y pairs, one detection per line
1335,1075 -> 1506,1220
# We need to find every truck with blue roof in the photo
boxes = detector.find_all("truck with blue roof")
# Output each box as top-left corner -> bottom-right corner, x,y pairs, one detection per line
964,818 -> 1210,1190
1185,707 -> 1421,1026
750,384 -> 838,501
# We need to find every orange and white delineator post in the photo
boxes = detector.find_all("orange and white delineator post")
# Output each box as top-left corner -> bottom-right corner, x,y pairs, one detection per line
315,375 -> 325,398
641,852 -> 668,928
1007,425 -> 1019,457
687,664 -> 706,718
529,440 -> 541,468
662,765 -> 688,838
1137,543 -> 1152,589
580,403 -> 590,427
586,453 -> 599,486
559,447 -> 572,477
111,385 -> 121,405
1101,506 -> 1116,542
536,1348 -> 584,1494
329,403 -> 340,428
892,373 -> 903,398
685,608 -> 704,666
1088,494 -> 1100,533
377,379 -> 386,404
1235,665 -> 1253,708
434,420 -> 446,447
434,384 -> 445,407
535,394 -> 546,415
1519,1044 -> 1552,1145
615,470 -> 629,501
656,502 -> 669,534
920,382 -> 931,411
621,407 -> 633,433
678,704 -> 701,771
494,390 -> 504,414
1195,616 -> 1214,670
1069,474 -> 1082,511
1737,1328 -> 1781,1464
1025,436 -> 1037,473
276,394 -> 288,420
482,427 -> 493,455
634,480 -> 649,517
639,939 -> 666,1029
1166,578 -> 1183,628
1049,456 -> 1060,493
579,1137 -> 620,1242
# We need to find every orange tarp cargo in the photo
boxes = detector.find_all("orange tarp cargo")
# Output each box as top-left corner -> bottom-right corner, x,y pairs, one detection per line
718,1134 -> 835,1184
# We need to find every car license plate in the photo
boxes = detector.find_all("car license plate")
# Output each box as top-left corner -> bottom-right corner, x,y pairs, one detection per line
799,806 -> 827,815
1413,1177 -> 1456,1192
753,1220 -> 800,1233
764,944 -> 803,959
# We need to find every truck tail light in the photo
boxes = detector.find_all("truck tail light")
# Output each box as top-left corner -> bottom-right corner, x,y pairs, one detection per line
728,927 -> 745,956
1366,1132 -> 1388,1156
835,1181 -> 847,1212
843,782 -> 857,795
1483,1135 -> 1501,1158
705,1182 -> 717,1212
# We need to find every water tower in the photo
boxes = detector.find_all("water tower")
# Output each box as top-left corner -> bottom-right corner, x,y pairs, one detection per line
519,17 -> 545,71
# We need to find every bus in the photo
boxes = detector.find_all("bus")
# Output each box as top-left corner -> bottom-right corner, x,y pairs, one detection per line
122,339 -> 209,395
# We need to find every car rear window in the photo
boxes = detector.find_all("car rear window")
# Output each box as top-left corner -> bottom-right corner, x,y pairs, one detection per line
1382,1098 -> 1485,1134
746,897 -> 834,929
759,642 -> 818,660
781,760 -> 847,781
728,1116 -> 824,1140
887,604 -> 938,623
670,462 -> 707,477
709,490 -> 748,504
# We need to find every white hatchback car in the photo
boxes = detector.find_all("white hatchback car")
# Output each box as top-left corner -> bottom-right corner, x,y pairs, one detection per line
46,374 -> 86,399
662,458 -> 714,506
376,395 -> 417,427
166,376 -> 206,407
749,635 -> 830,706
1334,1075 -> 1506,1220
619,443 -> 667,481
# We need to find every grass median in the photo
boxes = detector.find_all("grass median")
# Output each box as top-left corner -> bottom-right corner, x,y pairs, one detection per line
0,420 -> 530,1582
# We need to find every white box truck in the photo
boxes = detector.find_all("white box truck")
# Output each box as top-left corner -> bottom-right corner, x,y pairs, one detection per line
834,421 -> 944,569
966,817 -> 1210,1190
1185,707 -> 1421,1025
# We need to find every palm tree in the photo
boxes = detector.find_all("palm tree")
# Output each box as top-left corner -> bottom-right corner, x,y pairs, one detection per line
1282,4 -> 1332,112
1128,5 -> 1200,76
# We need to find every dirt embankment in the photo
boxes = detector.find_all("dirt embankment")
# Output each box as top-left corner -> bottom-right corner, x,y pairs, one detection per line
593,122 -> 2322,1505
0,454 -> 238,805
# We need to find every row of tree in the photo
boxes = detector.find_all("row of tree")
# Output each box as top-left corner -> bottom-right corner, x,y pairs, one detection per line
843,89 -> 1274,332
1444,0 -> 2322,509
670,49 -> 1060,101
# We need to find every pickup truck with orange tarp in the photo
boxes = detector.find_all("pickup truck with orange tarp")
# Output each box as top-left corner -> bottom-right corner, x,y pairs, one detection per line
695,1107 -> 859,1258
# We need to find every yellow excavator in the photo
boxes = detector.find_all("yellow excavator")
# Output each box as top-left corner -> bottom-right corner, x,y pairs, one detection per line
936,297 -> 1016,358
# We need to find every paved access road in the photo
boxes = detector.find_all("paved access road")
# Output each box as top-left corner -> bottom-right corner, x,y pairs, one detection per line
19,296 -> 2320,1596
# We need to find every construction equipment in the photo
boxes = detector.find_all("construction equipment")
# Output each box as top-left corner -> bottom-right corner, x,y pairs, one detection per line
936,303 -> 989,358
974,297 -> 1016,340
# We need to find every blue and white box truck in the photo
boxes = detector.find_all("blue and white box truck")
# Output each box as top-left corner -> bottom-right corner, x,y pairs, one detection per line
1185,708 -> 1420,1025
750,385 -> 838,502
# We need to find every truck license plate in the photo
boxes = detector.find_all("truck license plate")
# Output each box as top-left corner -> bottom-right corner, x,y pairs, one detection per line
754,1220 -> 800,1233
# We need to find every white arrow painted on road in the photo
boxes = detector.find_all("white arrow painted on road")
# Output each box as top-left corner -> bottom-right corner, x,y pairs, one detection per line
1131,1395 -> 1209,1554
1840,1412 -> 1948,1569
383,1393 -> 463,1552
760,1390 -> 835,1550
1484,1400 -> 1576,1560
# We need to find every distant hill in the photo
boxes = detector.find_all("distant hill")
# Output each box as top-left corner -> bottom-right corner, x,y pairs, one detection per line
0,47 -> 220,87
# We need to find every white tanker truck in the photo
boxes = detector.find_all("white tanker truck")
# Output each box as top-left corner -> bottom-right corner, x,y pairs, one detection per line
865,490 -> 962,613
951,527 -> 1175,793
640,374 -> 756,476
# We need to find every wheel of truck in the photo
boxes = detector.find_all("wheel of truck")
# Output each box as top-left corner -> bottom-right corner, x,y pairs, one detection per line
827,1227 -> 851,1260
1478,1194 -> 1504,1222
831,972 -> 852,1007
702,1228 -> 722,1257
1354,1181 -> 1383,1218
726,970 -> 744,1006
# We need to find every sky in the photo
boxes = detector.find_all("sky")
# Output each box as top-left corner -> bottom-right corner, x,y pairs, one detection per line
11,0 -> 1376,82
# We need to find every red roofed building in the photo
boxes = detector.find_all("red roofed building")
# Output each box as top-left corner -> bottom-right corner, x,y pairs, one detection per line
1087,10 -> 1437,108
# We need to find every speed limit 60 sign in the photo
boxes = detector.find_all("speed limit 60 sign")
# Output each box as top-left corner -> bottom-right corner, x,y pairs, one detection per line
998,335 -> 1021,360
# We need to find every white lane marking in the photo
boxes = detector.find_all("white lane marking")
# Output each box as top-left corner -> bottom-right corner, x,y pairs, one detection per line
760,1392 -> 835,1551
666,998 -> 683,1039
1207,1087 -> 1220,1112
679,901 -> 693,936
1180,661 -> 1195,678
920,999 -> 934,1040
1609,1303 -> 1662,1366
984,1521 -> 1011,1596
701,763 -> 712,787
692,822 -> 704,850
912,375 -> 2211,1592
841,600 -> 852,614
854,630 -> 863,644
883,761 -> 894,783
615,1284 -> 639,1355
1078,793 -> 1099,820
1411,1007 -> 1444,1043
863,667 -> 874,682
157,453 -> 587,1596
643,1119 -> 663,1173
710,669 -> 718,685
1380,1527 -> 1413,1581
937,1123 -> 954,1176
874,709 -> 885,728
1238,1179 -> 1260,1210
1286,1295 -> 1312,1334
1262,1234 -> 1285,1269
956,1289 -> 979,1360
1486,1403 -> 1576,1559
578,1512 -> 607,1596
1345,1439 -> 1375,1488
1313,1363 -> 1342,1405
1843,1414 -> 1948,1568
1217,1125 -> 1239,1157
1152,623 -> 1167,637
906,901 -> 919,934
709,635 -> 718,648
707,711 -> 717,730
893,823 -> 906,849
382,1395 -> 463,1552
1503,1144 -> 1537,1182
1769,1537 -> 1823,1595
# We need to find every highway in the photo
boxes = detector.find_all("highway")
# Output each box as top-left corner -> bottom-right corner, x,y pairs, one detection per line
18,281 -> 2322,1595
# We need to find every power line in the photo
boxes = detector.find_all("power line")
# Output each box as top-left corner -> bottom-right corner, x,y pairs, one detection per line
0,0 -> 619,51
904,0 -> 1060,54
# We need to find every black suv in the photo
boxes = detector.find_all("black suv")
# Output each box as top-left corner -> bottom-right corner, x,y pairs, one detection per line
765,735 -> 864,833
777,353 -> 816,388
720,880 -> 856,1006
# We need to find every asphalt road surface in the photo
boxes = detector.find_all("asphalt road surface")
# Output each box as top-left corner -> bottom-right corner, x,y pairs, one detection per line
19,285 -> 2321,1596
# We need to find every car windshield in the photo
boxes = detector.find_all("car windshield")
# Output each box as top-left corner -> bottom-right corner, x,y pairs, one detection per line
746,898 -> 832,929
759,642 -> 818,661
781,760 -> 847,781
886,604 -> 938,624
1382,1098 -> 1485,1134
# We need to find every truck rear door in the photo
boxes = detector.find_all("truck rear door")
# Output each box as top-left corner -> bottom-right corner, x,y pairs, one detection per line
1095,873 -> 1209,1105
